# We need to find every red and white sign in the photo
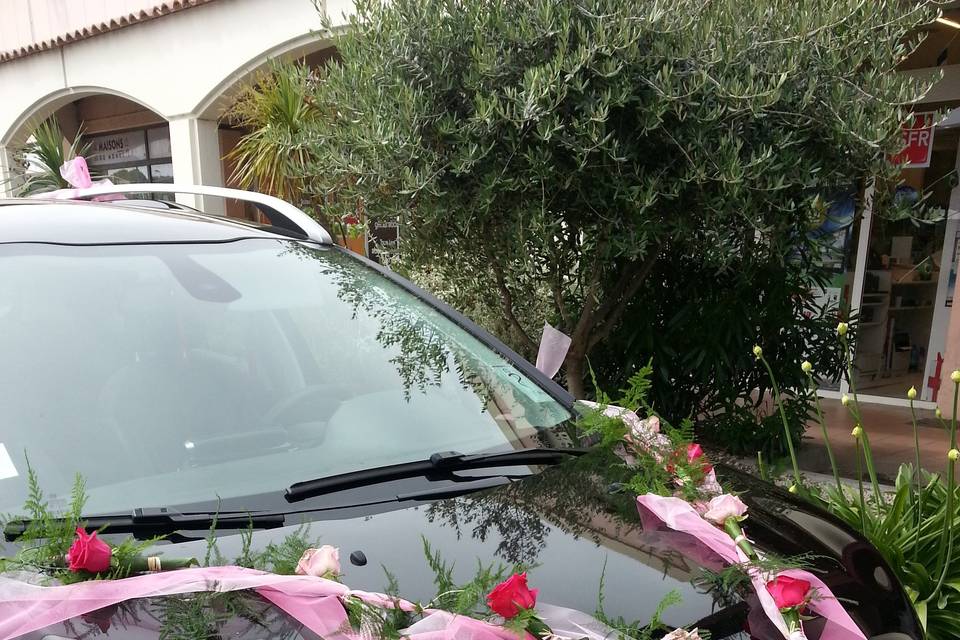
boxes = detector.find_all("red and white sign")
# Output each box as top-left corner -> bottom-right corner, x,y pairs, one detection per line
891,111 -> 936,168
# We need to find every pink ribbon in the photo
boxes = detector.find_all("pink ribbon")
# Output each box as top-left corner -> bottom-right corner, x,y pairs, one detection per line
29,156 -> 123,201
404,611 -> 534,640
0,566 -> 621,640
637,494 -> 866,640
0,565 -> 412,640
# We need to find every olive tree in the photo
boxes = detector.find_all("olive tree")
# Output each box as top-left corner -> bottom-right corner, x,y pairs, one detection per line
304,0 -> 936,397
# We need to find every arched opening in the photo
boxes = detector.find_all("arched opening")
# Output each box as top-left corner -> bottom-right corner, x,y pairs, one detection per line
57,95 -> 172,186
192,38 -> 339,220
4,90 -> 171,196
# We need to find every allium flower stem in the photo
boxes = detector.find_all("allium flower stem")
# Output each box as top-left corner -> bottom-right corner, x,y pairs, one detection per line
928,377 -> 959,603
855,436 -> 867,533
807,375 -> 842,494
840,334 -> 883,511
757,352 -> 802,489
909,395 -> 922,563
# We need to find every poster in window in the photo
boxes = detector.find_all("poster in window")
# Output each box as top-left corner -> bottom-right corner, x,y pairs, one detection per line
86,131 -> 147,166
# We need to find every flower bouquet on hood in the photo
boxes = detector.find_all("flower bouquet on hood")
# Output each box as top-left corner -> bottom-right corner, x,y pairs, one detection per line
578,362 -> 866,640
2,467 -> 195,583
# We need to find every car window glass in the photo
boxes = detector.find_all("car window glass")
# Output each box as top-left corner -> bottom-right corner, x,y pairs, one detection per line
0,240 -> 572,515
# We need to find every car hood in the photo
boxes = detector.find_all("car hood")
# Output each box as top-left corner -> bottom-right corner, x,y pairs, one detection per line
9,462 -> 919,640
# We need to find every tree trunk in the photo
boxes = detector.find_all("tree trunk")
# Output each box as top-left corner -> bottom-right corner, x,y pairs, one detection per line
565,350 -> 586,399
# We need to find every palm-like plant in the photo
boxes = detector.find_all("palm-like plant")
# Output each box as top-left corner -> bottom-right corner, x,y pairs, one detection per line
226,62 -> 320,203
12,118 -> 89,196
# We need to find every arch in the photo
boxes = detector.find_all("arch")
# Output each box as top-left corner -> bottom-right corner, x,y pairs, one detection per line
191,33 -> 337,121
1,85 -> 165,147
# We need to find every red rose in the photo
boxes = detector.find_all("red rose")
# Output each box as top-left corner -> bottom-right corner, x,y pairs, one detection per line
766,575 -> 811,609
66,527 -> 112,573
486,572 -> 538,618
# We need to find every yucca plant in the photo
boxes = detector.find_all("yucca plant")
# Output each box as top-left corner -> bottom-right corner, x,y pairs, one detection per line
759,325 -> 960,639
11,118 -> 89,196
225,61 -> 320,203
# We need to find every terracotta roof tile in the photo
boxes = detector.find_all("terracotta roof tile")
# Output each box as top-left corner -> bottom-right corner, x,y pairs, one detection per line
0,0 -> 218,64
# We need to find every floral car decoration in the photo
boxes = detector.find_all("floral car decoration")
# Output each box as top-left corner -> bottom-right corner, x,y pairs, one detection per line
0,398 -> 866,640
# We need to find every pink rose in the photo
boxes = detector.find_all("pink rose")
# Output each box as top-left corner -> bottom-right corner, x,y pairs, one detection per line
66,527 -> 112,573
295,545 -> 341,577
686,443 -> 704,462
701,494 -> 748,526
662,629 -> 703,640
486,572 -> 538,618
766,574 -> 811,609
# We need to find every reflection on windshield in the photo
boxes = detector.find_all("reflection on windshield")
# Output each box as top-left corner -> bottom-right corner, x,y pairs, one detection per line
0,240 -> 572,515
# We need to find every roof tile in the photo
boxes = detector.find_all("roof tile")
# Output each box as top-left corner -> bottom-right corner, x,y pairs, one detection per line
1,0 -> 218,64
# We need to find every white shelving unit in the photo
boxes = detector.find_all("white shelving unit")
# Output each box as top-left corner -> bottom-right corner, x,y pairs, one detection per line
857,273 -> 891,379
856,269 -> 938,383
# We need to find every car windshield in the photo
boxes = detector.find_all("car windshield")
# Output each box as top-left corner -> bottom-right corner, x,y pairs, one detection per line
0,239 -> 572,515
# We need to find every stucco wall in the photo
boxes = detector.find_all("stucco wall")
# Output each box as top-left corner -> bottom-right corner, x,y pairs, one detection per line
0,0 -> 351,146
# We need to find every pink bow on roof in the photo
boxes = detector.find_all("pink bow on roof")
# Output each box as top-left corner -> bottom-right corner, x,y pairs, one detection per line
29,156 -> 124,201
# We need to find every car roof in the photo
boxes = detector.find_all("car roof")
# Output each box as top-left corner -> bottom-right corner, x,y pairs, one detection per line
0,198 -> 305,245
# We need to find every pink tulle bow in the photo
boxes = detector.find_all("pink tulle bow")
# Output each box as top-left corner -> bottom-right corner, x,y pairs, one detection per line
636,494 -> 866,640
404,611 -> 534,640
0,565 -> 392,640
0,565 -> 625,640
29,156 -> 124,201
60,156 -> 93,188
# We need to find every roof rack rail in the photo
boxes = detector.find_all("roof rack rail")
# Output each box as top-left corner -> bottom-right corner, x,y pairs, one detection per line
70,183 -> 333,244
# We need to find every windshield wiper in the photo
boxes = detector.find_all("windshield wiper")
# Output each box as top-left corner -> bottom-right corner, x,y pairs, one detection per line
284,447 -> 587,503
3,507 -> 286,541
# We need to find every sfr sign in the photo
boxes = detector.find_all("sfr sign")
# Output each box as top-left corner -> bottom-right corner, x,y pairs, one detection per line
891,112 -> 936,168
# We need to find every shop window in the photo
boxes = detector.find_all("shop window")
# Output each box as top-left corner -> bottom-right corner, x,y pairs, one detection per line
84,126 -> 173,192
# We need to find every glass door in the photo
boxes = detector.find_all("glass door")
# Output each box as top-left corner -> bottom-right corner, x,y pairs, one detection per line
852,128 -> 960,403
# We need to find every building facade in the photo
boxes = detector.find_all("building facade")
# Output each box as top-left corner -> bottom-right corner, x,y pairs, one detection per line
2,1 -> 960,412
0,0 -> 350,214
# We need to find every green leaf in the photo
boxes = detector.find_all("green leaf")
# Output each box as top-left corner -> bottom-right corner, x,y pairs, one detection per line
915,599 -> 928,631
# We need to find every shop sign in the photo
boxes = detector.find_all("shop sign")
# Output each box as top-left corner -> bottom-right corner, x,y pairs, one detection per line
86,131 -> 147,166
891,112 -> 936,168
368,219 -> 399,263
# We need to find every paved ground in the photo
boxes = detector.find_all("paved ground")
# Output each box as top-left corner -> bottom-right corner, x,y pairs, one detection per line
798,398 -> 952,482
